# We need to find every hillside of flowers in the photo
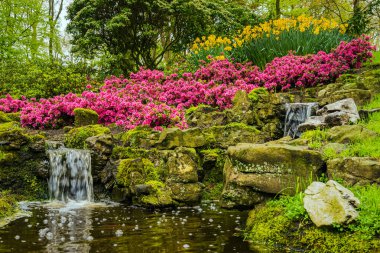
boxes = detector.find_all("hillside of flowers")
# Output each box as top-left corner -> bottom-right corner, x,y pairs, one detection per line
0,37 -> 375,130
189,15 -> 351,68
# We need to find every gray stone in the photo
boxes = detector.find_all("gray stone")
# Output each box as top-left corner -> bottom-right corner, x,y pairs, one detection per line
304,180 -> 360,227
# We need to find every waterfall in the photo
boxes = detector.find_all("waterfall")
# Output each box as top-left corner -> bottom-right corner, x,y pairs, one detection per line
283,103 -> 318,138
47,144 -> 94,202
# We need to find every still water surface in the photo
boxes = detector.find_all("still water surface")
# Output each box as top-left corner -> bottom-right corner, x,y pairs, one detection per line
0,201 -> 255,253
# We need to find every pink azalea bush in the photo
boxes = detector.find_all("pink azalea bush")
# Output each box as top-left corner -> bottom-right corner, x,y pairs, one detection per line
0,37 -> 375,130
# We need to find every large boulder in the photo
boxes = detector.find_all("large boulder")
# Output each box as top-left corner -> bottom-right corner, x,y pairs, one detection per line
303,180 -> 360,227
223,143 -> 324,204
166,147 -> 199,183
154,124 -> 265,150
327,157 -> 380,185
73,108 -> 99,127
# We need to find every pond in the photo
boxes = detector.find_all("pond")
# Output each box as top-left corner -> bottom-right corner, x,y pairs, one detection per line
0,201 -> 256,253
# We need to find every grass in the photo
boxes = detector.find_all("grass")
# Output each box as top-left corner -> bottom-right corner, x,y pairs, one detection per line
371,51 -> 380,64
245,184 -> 380,252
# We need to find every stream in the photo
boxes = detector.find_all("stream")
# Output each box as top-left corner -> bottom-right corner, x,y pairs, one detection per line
0,201 -> 255,253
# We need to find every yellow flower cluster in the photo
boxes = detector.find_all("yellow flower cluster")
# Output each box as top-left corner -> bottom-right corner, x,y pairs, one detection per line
191,15 -> 348,54
191,35 -> 232,54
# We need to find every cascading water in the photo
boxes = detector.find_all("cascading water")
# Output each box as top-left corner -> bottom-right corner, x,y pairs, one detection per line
47,144 -> 94,202
283,102 -> 318,138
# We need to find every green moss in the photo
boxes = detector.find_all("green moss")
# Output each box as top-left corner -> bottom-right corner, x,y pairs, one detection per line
200,148 -> 220,158
0,121 -> 22,132
245,185 -> 380,252
65,124 -> 110,149
6,112 -> 20,122
185,104 -> 209,116
73,108 -> 99,126
361,93 -> 380,110
0,191 -> 19,218
248,87 -> 269,103
0,151 -> 17,164
111,146 -> 150,159
118,126 -> 158,148
116,158 -> 160,187
202,182 -> 223,200
0,112 -> 12,123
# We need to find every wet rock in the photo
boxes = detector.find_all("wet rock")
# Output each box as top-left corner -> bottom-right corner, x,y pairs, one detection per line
73,108 -> 99,127
327,157 -> 380,186
220,184 -> 268,209
85,134 -> 114,182
134,184 -> 153,195
168,182 -> 203,203
167,147 -> 199,183
303,180 -> 360,227
223,143 -> 324,196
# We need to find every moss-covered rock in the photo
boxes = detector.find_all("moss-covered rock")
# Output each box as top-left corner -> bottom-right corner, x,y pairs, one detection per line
220,183 -> 268,209
118,126 -> 160,148
224,143 -> 324,197
73,108 -> 99,126
203,123 -> 264,148
116,158 -> 161,188
64,124 -> 110,149
140,180 -> 173,206
0,191 -> 19,219
168,182 -> 203,203
167,147 -> 200,183
0,122 -> 29,150
185,105 -> 228,128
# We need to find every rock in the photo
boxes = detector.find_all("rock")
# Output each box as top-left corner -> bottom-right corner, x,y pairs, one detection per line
119,127 -> 160,148
155,123 -> 265,150
223,143 -> 324,197
186,105 -> 227,128
249,89 -> 285,139
168,182 -> 203,203
167,147 -> 199,183
0,122 -> 29,150
73,108 -> 99,127
324,111 -> 358,126
327,157 -> 380,185
155,127 -> 207,149
225,90 -> 255,125
134,184 -> 153,195
203,123 -> 265,148
220,184 -> 268,209
297,116 -> 327,132
303,180 -> 360,227
320,89 -> 372,106
317,98 -> 358,115
327,125 -> 377,144
85,134 -> 114,182
65,124 -> 110,149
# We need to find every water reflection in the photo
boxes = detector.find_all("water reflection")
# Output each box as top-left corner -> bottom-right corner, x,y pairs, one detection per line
0,202 -> 254,253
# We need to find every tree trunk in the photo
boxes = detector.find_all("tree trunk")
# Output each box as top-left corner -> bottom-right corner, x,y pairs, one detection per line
276,0 -> 281,18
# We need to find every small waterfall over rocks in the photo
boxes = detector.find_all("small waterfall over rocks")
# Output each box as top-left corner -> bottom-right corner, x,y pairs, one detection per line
47,142 -> 94,202
284,103 -> 318,138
